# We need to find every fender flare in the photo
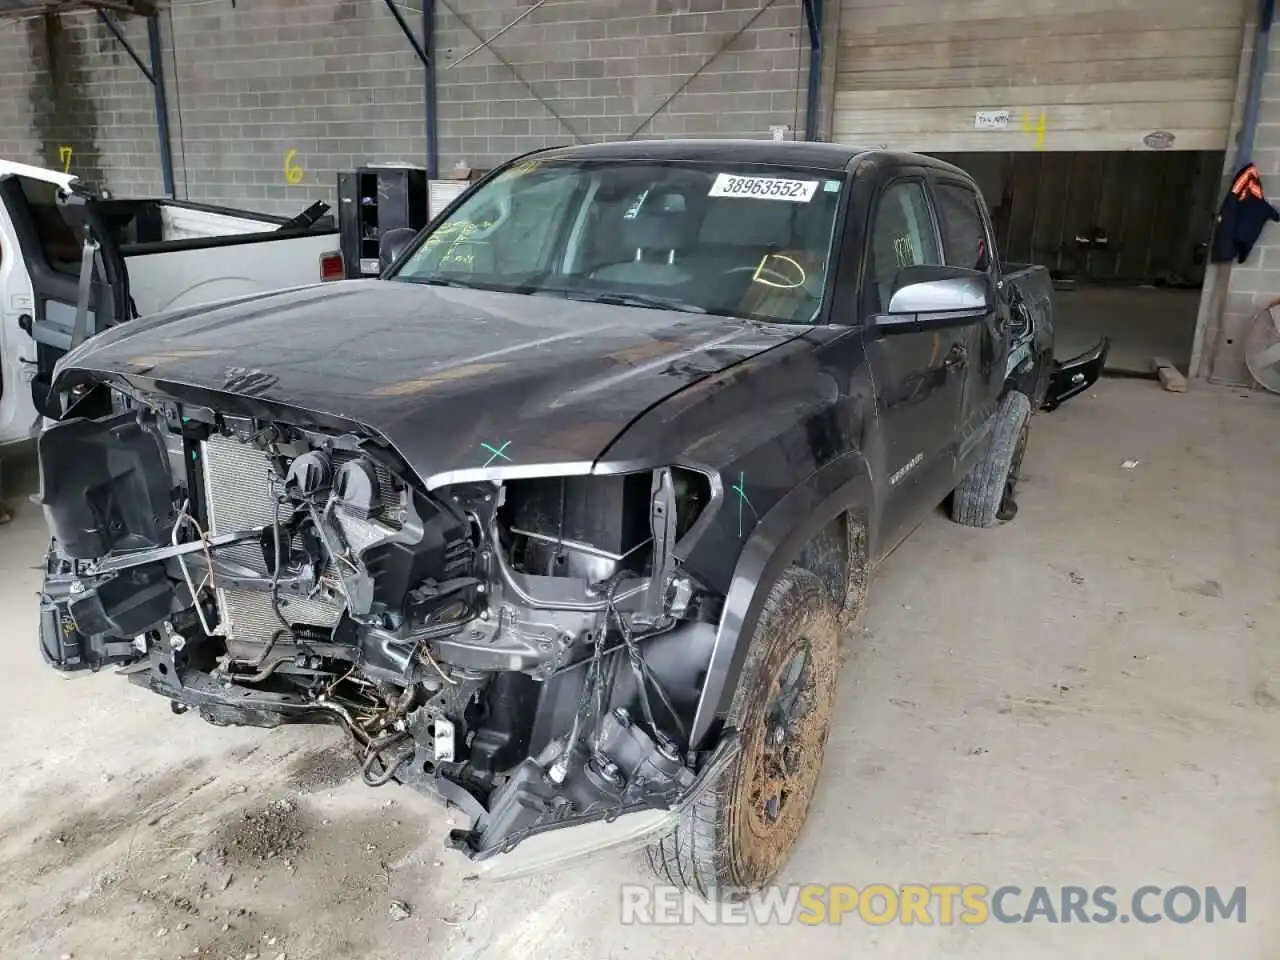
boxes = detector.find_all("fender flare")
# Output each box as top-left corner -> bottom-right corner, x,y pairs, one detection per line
688,449 -> 875,749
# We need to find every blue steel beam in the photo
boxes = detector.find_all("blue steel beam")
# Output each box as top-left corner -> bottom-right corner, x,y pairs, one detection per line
94,10 -> 175,196
802,0 -> 823,142
95,9 -> 154,83
1237,0 -> 1277,165
146,15 -> 175,197
424,0 -> 439,178
380,0 -> 438,178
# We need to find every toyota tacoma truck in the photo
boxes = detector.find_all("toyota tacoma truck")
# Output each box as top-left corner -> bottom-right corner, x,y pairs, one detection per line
31,140 -> 1105,899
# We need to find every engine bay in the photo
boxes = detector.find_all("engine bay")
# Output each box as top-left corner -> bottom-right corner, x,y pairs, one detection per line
36,381 -> 727,860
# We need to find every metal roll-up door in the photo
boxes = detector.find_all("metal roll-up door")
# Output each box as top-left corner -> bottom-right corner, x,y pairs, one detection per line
834,0 -> 1251,152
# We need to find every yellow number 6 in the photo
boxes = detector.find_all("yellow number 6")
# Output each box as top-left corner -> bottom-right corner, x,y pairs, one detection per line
283,149 -> 304,185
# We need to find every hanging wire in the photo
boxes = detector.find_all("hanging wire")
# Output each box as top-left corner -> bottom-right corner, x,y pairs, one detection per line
627,0 -> 780,140
436,0 -> 584,143
445,0 -> 548,69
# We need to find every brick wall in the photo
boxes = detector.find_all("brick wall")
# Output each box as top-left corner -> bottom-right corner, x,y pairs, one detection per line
0,0 -> 808,215
0,10 -> 164,196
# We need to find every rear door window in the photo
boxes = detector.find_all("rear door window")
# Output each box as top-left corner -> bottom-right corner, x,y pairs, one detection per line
935,180 -> 993,273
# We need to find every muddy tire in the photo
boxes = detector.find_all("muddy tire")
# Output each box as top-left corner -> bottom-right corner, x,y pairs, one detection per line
646,566 -> 839,900
951,390 -> 1031,528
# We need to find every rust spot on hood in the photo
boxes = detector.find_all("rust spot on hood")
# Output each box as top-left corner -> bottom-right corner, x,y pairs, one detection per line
368,362 -> 508,397
608,339 -> 679,366
125,347 -> 227,373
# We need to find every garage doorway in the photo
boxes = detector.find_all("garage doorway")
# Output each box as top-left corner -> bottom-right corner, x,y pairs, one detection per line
932,151 -> 1224,374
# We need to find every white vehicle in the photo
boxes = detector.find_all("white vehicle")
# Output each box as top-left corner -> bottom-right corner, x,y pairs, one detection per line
0,159 -> 344,449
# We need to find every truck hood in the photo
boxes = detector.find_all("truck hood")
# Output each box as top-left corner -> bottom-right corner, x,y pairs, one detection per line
56,279 -> 801,486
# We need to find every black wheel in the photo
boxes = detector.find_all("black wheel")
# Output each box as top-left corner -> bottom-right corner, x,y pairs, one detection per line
951,390 -> 1032,528
646,566 -> 839,900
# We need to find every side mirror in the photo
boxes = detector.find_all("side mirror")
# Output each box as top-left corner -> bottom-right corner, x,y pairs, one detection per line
378,227 -> 418,272
878,267 -> 992,330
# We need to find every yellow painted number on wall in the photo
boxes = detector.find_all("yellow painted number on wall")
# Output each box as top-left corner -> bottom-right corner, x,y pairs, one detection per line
283,149 -> 304,185
1021,109 -> 1047,150
58,146 -> 73,174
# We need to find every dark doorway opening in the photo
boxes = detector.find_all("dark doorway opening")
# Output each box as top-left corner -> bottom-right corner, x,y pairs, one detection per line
931,150 -> 1225,374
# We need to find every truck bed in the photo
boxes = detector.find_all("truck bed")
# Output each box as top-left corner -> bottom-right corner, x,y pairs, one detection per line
1006,261 -> 1109,411
0,161 -> 342,447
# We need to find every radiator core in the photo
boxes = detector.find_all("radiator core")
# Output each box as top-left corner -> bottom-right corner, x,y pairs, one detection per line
200,435 -> 344,652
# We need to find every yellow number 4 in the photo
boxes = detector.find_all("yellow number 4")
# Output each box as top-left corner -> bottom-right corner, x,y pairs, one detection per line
58,146 -> 73,174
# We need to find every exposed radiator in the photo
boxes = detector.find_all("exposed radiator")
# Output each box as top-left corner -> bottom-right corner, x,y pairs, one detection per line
201,435 -> 342,651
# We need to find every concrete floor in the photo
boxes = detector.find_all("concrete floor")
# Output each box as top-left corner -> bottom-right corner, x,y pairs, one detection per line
0,378 -> 1277,959
1053,285 -> 1201,375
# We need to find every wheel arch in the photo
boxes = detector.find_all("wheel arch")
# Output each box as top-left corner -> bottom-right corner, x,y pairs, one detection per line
688,451 -> 873,750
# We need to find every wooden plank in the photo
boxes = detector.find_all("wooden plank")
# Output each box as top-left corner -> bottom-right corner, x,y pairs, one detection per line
838,57 -> 1242,92
841,7 -> 1229,46
830,101 -> 1231,136
832,80 -> 1237,112
839,29 -> 1243,73
827,129 -> 1234,152
839,0 -> 1248,32
1151,356 -> 1188,392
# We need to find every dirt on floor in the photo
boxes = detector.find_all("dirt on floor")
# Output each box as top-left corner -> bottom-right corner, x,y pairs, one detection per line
0,377 -> 1277,960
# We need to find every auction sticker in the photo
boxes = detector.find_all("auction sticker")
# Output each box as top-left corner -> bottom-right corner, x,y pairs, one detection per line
708,173 -> 818,202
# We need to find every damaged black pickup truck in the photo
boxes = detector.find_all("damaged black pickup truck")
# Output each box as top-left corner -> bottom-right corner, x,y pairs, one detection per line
32,141 -> 1104,898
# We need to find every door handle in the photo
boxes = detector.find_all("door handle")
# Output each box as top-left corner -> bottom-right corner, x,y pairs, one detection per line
18,313 -> 33,335
944,343 -> 968,369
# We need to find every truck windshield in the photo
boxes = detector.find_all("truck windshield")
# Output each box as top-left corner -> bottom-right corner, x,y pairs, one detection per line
392,159 -> 844,324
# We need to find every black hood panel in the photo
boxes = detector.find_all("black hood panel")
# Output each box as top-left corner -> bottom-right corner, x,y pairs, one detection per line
57,280 -> 799,485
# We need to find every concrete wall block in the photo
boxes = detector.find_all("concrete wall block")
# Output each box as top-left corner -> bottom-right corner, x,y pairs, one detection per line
1228,266 -> 1280,293
1252,123 -> 1280,149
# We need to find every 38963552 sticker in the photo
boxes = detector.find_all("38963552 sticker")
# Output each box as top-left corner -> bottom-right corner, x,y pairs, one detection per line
708,173 -> 819,202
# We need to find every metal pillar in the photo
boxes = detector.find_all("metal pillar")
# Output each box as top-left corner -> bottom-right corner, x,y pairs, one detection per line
381,0 -> 439,177
146,16 -> 175,197
802,0 -> 823,142
95,10 -> 175,197
424,0 -> 439,178
1237,0 -> 1277,165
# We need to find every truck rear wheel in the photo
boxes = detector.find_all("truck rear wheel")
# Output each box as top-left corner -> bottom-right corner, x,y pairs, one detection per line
951,390 -> 1032,528
646,566 -> 839,900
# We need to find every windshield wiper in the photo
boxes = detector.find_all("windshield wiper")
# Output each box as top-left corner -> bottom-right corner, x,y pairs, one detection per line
400,276 -> 539,295
564,291 -> 708,314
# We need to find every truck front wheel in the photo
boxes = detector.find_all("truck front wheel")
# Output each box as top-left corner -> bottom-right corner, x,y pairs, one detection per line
646,566 -> 839,900
951,390 -> 1032,528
